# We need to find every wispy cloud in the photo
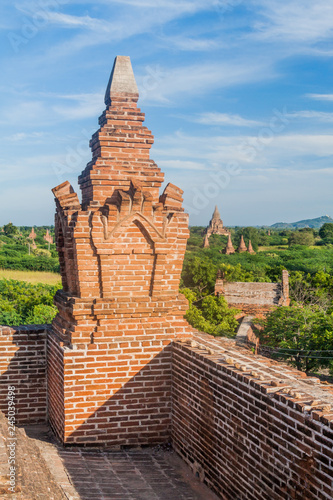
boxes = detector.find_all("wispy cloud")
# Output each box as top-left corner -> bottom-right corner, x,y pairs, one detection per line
5,132 -> 46,142
252,0 -> 333,44
306,94 -> 333,102
52,92 -> 104,120
193,112 -> 263,127
139,58 -> 275,104
46,12 -> 110,31
157,35 -> 218,51
154,131 -> 333,168
286,110 -> 333,122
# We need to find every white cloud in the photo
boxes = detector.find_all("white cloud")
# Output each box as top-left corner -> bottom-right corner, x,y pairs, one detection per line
52,92 -> 104,120
286,110 -> 333,122
306,94 -> 333,102
158,35 -> 218,51
252,0 -> 333,43
158,159 -> 208,171
46,12 -> 110,31
193,112 -> 263,127
153,131 -> 333,170
5,132 -> 46,142
139,59 -> 275,104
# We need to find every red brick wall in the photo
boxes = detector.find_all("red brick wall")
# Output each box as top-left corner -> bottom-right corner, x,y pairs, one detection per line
0,325 -> 47,423
47,331 -> 65,441
172,338 -> 333,500
49,314 -> 192,445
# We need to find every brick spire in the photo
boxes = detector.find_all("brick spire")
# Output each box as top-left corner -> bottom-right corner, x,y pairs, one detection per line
78,55 -> 163,210
224,233 -> 235,254
28,228 -> 36,240
104,56 -> 139,105
213,205 -> 220,219
238,235 -> 247,253
247,239 -> 255,254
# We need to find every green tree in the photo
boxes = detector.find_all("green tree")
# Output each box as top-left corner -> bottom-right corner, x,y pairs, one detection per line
26,304 -> 57,324
182,257 -> 217,297
288,230 -> 315,247
3,223 -> 18,236
181,288 -> 240,338
254,306 -> 333,373
319,223 -> 333,239
0,279 -> 60,325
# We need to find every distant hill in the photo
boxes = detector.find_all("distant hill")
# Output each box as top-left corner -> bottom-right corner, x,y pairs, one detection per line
271,215 -> 333,230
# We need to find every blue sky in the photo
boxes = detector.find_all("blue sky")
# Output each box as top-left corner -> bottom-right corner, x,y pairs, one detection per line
1,0 -> 333,227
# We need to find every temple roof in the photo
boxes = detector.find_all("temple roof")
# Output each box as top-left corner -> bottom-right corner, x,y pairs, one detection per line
104,56 -> 139,105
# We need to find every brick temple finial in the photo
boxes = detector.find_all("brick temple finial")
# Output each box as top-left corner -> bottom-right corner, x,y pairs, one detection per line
104,55 -> 139,105
50,55 -> 193,446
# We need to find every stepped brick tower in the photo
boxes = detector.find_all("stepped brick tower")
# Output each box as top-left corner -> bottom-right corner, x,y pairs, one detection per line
49,56 -> 192,446
237,235 -> 247,253
247,239 -> 255,254
224,234 -> 235,254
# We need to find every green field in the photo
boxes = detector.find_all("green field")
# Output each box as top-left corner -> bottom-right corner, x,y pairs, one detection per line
0,269 -> 61,285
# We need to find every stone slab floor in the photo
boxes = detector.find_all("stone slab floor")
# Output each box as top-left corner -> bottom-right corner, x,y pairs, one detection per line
0,414 -> 219,500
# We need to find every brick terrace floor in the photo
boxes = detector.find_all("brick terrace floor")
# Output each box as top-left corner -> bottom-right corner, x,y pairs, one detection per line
0,414 -> 219,500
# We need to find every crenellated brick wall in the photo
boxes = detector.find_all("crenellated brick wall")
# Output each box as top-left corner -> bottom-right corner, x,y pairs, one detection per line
172,334 -> 333,500
0,325 -> 48,423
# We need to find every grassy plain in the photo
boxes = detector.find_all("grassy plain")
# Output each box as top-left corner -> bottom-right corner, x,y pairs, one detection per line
0,269 -> 61,285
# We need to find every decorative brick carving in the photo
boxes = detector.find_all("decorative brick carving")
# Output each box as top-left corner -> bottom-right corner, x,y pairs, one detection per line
49,56 -> 192,445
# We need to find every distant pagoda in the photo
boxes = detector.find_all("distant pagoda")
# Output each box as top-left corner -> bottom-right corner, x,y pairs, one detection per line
247,239 -> 256,254
237,235 -> 247,253
206,206 -> 230,237
29,228 -> 36,240
224,234 -> 235,254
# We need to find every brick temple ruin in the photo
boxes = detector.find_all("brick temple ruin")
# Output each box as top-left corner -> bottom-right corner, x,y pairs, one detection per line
1,56 -> 333,500
203,209 -> 255,254
203,206 -> 230,247
215,269 -> 290,315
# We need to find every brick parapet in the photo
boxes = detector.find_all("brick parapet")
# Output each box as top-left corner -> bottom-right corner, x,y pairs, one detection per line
172,334 -> 333,500
0,325 -> 49,423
